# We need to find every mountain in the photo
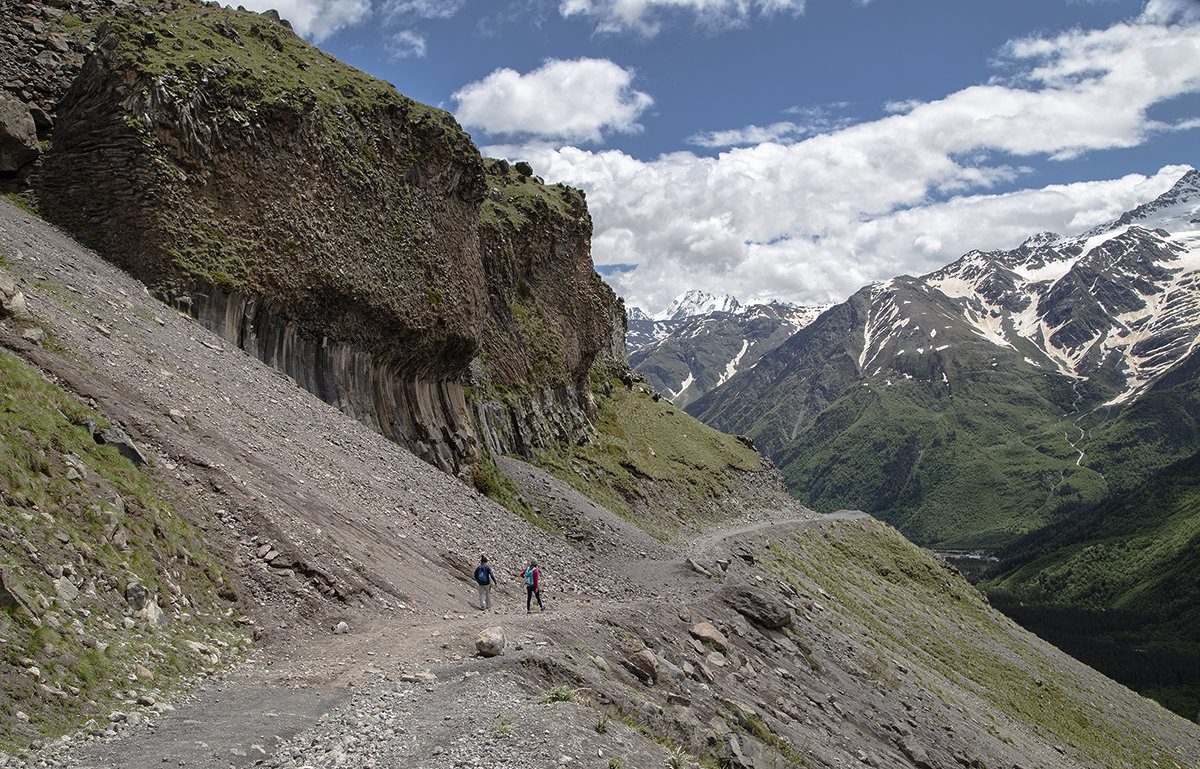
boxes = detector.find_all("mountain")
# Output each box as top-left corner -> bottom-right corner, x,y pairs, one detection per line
631,302 -> 829,408
625,290 -> 743,351
689,169 -> 1200,549
18,0 -> 623,477
657,289 -> 743,321
624,304 -> 683,350
4,198 -> 1200,765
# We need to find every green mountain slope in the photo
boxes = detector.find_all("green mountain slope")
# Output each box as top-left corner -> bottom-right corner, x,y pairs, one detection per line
691,280 -> 1108,548
984,447 -> 1200,719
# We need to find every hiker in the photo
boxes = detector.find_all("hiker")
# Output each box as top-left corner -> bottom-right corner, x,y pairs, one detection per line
523,558 -> 544,613
474,555 -> 496,610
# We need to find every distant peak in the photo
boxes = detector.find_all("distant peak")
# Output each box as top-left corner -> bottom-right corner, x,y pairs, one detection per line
656,290 -> 743,321
1021,232 -> 1061,249
1081,167 -> 1200,240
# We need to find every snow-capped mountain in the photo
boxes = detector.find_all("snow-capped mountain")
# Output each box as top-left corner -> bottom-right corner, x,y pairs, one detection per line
687,168 -> 1200,548
630,302 -> 829,408
656,290 -> 744,321
922,169 -> 1200,406
627,291 -> 747,351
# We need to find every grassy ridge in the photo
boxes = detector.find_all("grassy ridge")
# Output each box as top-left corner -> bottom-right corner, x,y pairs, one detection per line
757,520 -> 1191,768
772,358 -> 1107,548
533,372 -> 763,539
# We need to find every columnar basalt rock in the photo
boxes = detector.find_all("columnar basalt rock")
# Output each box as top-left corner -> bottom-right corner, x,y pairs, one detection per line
29,0 -> 627,473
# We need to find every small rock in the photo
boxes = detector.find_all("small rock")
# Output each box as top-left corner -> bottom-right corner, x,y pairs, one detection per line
332,621 -> 350,634
689,621 -> 729,651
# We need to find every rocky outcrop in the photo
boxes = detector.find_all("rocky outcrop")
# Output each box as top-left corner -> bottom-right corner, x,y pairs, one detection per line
0,0 -> 108,137
30,1 -> 626,473
0,93 -> 39,172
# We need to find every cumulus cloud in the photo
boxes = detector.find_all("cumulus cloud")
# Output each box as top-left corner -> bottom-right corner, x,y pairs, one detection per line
559,0 -> 805,35
453,58 -> 653,142
488,7 -> 1200,314
235,0 -> 369,41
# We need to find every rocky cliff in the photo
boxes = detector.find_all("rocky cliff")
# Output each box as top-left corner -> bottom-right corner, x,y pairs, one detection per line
22,0 -> 625,474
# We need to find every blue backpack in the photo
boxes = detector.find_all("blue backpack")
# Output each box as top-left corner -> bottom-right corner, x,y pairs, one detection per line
524,568 -> 536,586
475,565 -> 490,584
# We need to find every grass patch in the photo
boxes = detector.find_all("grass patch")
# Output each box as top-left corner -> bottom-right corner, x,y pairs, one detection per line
534,372 -> 762,540
541,684 -> 577,704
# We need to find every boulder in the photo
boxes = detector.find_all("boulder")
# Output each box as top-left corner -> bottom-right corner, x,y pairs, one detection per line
899,735 -> 936,769
0,94 -> 39,173
730,541 -> 756,564
124,581 -> 151,611
689,621 -> 729,651
628,649 -> 658,682
0,272 -> 32,320
95,427 -> 149,466
721,734 -> 770,769
475,625 -> 505,657
138,600 -> 168,629
53,577 -> 79,603
0,566 -> 36,618
726,587 -> 792,629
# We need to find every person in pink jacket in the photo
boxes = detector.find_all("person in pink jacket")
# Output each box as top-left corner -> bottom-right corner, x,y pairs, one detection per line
523,558 -> 544,614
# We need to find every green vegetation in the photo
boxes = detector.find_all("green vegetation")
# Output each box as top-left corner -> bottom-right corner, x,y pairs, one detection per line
541,684 -> 577,704
480,158 -> 582,232
0,350 -> 246,751
757,521 -> 1187,768
769,372 -> 1110,548
1,193 -> 39,218
510,295 -> 567,385
108,5 -> 444,125
984,447 -> 1200,719
471,452 -> 557,533
535,372 -> 762,539
493,713 -> 514,738
40,1 -> 482,341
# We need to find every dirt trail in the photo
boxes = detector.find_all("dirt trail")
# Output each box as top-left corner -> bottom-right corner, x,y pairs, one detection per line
58,507 -> 851,768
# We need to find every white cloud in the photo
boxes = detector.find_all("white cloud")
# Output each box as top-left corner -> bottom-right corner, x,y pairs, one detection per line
453,58 -> 653,142
689,122 -> 806,148
234,0 -> 369,41
383,0 -> 464,20
385,29 -> 427,58
487,7 -> 1200,314
559,0 -> 805,35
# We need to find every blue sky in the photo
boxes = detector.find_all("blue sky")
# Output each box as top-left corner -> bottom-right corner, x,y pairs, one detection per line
238,0 -> 1200,315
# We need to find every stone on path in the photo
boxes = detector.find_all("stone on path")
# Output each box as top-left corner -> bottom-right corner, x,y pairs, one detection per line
689,621 -> 729,651
475,626 -> 505,657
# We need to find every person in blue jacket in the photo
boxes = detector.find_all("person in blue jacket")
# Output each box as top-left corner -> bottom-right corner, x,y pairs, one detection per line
474,555 -> 496,610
